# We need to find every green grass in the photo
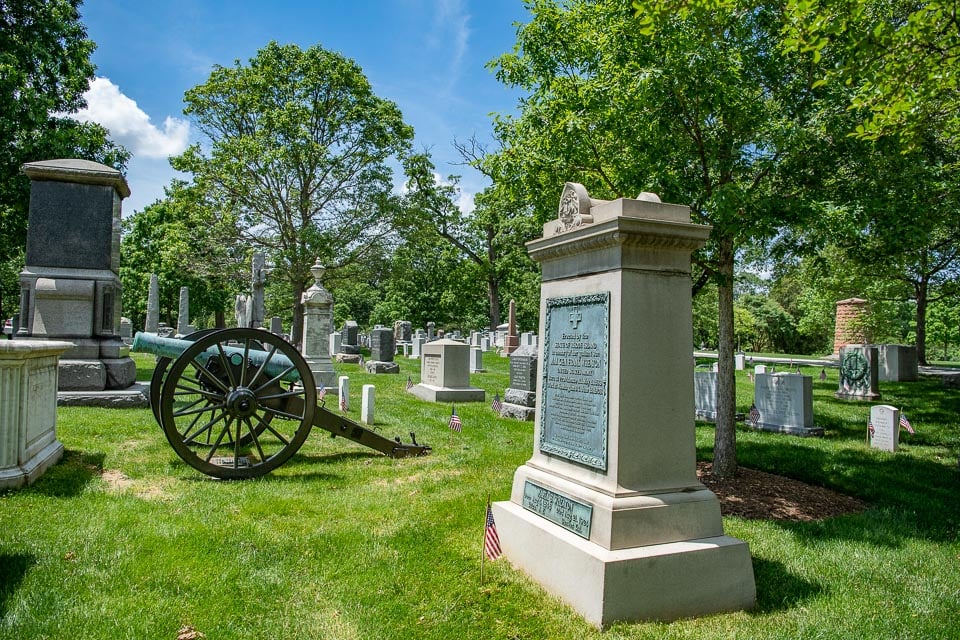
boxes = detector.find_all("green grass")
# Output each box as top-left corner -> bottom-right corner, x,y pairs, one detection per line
2,352 -> 959,639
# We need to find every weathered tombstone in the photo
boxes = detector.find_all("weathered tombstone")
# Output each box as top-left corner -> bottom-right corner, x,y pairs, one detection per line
17,159 -> 136,392
177,286 -> 190,336
300,261 -> 336,390
234,294 -> 251,328
469,346 -> 484,373
0,340 -> 72,488
340,320 -> 360,354
694,371 -> 718,420
426,322 -> 435,341
119,317 -> 132,345
754,364 -> 767,375
366,327 -> 400,374
751,373 -> 822,436
270,316 -> 283,336
877,344 -> 918,382
492,184 -> 754,626
836,344 -> 881,401
408,338 -> 484,402
504,299 -> 520,355
329,332 -> 342,358
500,344 -> 538,421
361,384 -> 376,426
411,335 -> 425,359
393,320 -> 412,344
735,353 -> 745,370
481,336 -> 491,352
145,273 -> 159,333
869,404 -> 900,452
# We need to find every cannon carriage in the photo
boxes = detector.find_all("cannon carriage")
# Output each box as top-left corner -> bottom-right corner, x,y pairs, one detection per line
134,328 -> 429,479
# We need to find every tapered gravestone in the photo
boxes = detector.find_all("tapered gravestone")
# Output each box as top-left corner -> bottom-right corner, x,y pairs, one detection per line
145,273 -> 159,334
366,327 -> 399,374
177,287 -> 189,336
17,159 -> 136,391
492,184 -> 755,627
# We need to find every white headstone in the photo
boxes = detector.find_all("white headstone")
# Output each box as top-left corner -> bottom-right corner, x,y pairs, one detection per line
869,404 -> 900,452
735,353 -> 745,370
754,364 -> 767,375
694,371 -> 717,420
469,346 -> 484,373
408,339 -> 484,403
361,384 -> 375,426
411,335 -> 425,359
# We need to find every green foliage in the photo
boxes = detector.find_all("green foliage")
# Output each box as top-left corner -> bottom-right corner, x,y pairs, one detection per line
0,0 -> 128,319
172,41 -> 413,339
120,181 -> 244,330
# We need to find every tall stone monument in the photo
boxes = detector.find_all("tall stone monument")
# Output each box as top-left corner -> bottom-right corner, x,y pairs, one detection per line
503,299 -> 520,355
300,260 -> 336,390
492,183 -> 755,626
145,273 -> 159,333
17,159 -> 136,391
177,286 -> 190,336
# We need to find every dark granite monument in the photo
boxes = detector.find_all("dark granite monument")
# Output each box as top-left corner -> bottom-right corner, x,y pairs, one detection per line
499,344 -> 538,421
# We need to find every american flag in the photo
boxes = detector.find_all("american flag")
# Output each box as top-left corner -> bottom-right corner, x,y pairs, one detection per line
749,403 -> 760,426
406,375 -> 413,390
899,412 -> 915,434
448,406 -> 462,433
868,419 -> 875,436
340,392 -> 348,412
358,353 -> 365,367
820,368 -> 827,381
492,393 -> 502,413
484,501 -> 502,561
318,385 -> 327,401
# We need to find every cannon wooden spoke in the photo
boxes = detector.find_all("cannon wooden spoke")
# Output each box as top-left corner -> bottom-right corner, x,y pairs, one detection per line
157,328 -> 315,479
134,327 -> 430,478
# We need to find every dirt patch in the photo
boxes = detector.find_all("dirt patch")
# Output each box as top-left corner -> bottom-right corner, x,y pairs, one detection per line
100,469 -> 173,502
697,462 -> 867,522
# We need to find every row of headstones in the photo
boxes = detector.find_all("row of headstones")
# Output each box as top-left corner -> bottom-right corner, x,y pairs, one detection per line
694,344 -> 919,451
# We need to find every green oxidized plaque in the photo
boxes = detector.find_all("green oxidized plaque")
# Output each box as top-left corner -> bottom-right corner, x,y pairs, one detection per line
539,292 -> 610,470
840,349 -> 869,392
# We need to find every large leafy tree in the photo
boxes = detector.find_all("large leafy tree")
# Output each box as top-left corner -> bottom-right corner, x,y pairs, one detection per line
172,41 -> 414,341
399,151 -> 541,330
489,0 -> 826,476
0,0 -> 128,322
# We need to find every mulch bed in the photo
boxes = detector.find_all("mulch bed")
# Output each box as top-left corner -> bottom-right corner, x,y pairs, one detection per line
697,462 -> 867,522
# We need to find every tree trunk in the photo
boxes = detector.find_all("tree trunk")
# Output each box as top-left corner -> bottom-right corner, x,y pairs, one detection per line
488,275 -> 501,331
215,310 -> 225,328
712,236 -> 738,478
290,285 -> 305,348
915,277 -> 929,365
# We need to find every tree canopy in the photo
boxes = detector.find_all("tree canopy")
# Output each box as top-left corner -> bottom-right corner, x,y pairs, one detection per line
172,41 -> 414,341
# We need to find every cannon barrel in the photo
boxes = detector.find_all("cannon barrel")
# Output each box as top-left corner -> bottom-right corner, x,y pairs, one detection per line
132,331 -> 304,383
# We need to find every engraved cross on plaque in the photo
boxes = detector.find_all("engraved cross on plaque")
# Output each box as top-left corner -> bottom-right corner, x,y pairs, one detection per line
569,308 -> 582,329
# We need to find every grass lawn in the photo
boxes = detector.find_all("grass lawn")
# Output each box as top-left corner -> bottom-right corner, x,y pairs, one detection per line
1,351 -> 958,639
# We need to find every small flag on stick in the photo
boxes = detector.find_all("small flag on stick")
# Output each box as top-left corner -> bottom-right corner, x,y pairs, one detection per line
868,419 -> 875,436
448,406 -> 462,433
899,411 -> 915,434
749,403 -> 760,426
318,385 -> 327,400
340,393 -> 348,412
492,393 -> 502,413
820,368 -> 827,381
405,375 -> 413,390
484,500 -> 502,561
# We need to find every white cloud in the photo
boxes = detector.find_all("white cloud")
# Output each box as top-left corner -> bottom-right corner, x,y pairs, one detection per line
72,77 -> 190,159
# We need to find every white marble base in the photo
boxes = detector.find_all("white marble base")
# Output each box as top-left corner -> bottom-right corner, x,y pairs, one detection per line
0,439 -> 63,490
408,383 -> 485,403
492,500 -> 756,627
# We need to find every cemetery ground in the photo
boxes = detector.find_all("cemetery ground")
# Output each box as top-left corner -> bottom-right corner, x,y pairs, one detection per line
1,352 -> 958,639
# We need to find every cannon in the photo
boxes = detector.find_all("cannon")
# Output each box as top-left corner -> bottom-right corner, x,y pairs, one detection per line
133,328 -> 430,479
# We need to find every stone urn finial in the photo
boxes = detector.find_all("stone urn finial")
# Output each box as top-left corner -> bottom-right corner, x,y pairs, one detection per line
311,259 -> 325,284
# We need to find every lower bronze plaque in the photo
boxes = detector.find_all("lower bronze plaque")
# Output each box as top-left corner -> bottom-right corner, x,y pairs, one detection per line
522,481 -> 592,539
539,292 -> 609,470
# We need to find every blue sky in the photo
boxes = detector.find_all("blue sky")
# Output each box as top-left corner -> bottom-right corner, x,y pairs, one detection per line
74,0 -> 531,215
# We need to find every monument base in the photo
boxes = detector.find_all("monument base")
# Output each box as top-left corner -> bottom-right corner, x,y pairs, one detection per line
58,381 -> 150,408
500,403 -> 536,420
408,383 -> 485,403
491,500 -> 756,627
364,361 -> 400,374
835,392 -> 881,402
58,356 -> 137,391
0,439 -> 64,490
335,353 -> 362,364
748,421 -> 824,437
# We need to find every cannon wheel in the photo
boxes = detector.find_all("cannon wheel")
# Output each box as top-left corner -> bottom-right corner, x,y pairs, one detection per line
150,328 -> 222,426
158,328 -> 316,479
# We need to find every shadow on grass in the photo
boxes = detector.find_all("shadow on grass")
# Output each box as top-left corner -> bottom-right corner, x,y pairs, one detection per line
23,449 -> 104,498
751,556 -> 824,614
0,552 -> 35,619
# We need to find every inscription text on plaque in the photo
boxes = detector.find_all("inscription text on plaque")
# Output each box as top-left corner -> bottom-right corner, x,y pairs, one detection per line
522,481 -> 593,539
539,292 -> 610,470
